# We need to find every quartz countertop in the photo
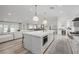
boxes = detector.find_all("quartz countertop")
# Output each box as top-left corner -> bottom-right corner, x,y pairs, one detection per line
23,30 -> 54,37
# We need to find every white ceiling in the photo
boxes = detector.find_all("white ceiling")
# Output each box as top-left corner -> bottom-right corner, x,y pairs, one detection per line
0,5 -> 79,24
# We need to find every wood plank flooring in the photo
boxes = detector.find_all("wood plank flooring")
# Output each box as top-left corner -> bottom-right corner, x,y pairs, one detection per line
0,35 -> 73,54
0,39 -> 30,54
45,35 -> 73,54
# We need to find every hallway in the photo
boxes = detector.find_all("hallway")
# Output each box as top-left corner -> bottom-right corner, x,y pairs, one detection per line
45,35 -> 73,54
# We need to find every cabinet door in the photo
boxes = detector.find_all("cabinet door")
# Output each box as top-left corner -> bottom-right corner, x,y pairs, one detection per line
32,37 -> 42,54
23,34 -> 32,51
48,33 -> 53,44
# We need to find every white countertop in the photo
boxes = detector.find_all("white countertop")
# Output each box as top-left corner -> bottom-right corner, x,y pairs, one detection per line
23,30 -> 54,37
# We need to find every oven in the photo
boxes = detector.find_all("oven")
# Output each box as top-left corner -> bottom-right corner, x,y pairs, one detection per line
43,35 -> 48,46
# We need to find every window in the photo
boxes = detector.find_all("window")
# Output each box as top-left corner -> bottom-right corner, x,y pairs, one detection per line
10,24 -> 15,32
0,24 -> 3,34
10,24 -> 19,32
3,24 -> 8,33
15,24 -> 19,31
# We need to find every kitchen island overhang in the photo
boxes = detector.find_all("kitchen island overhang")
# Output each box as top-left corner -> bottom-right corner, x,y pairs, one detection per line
23,30 -> 54,54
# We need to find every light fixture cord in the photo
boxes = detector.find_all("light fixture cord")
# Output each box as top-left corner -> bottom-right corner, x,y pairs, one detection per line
35,5 -> 37,16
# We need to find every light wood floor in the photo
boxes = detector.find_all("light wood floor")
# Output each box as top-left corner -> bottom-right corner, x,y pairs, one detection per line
0,39 -> 30,54
0,35 -> 73,54
45,35 -> 73,54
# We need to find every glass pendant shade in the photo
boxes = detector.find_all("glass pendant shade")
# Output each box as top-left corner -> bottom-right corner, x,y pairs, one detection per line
43,20 -> 47,25
33,5 -> 39,22
33,16 -> 39,22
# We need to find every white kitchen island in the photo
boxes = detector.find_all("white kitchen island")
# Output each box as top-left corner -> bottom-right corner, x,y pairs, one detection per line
23,30 -> 54,54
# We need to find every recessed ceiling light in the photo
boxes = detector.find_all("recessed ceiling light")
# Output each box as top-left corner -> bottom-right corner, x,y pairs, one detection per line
50,6 -> 55,10
8,13 -> 12,16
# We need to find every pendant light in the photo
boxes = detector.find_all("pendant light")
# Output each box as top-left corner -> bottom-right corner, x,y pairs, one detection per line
43,20 -> 47,25
33,5 -> 39,22
43,12 -> 47,25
